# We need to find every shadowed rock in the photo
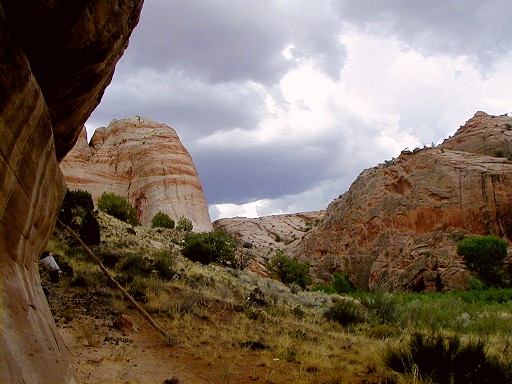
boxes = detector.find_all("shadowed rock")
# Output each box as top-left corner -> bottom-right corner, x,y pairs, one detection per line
0,1 -> 143,382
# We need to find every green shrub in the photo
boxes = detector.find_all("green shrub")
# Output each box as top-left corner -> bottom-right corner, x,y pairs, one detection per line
360,292 -> 401,325
324,299 -> 368,326
314,272 -> 356,294
176,216 -> 193,232
267,250 -> 312,289
116,254 -> 152,284
78,210 -> 101,246
457,235 -> 508,287
152,250 -> 177,281
181,230 -> 237,266
58,189 -> 100,246
383,332 -> 511,383
151,211 -> 175,229
97,192 -> 140,226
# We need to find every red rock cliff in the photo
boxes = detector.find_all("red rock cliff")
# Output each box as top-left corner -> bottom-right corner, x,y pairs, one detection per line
60,117 -> 213,232
0,1 -> 143,383
290,112 -> 512,292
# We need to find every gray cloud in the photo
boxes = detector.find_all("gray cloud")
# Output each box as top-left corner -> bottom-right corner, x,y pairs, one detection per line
86,0 -> 512,218
334,0 -> 512,69
87,67 -> 267,141
123,0 -> 345,83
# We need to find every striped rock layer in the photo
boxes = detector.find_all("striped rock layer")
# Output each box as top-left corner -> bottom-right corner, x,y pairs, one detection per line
61,117 -> 213,232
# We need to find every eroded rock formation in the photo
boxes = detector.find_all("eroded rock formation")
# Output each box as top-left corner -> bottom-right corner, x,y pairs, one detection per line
214,211 -> 324,274
290,112 -> 512,292
60,117 -> 213,232
0,2 -> 143,383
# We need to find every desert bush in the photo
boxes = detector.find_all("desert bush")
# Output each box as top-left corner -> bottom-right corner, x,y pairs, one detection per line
324,299 -> 368,326
151,211 -> 175,229
314,272 -> 356,294
457,235 -> 508,287
181,230 -> 237,266
116,253 -> 153,284
79,210 -> 101,245
383,332 -> 511,383
58,189 -> 100,246
360,292 -> 401,325
232,250 -> 251,270
97,192 -> 140,226
176,216 -> 193,232
152,250 -> 177,281
70,267 -> 109,289
267,250 -> 312,289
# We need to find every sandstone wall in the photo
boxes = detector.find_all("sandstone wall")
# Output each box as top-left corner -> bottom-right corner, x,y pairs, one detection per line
0,2 -> 143,383
290,113 -> 512,292
60,117 -> 213,232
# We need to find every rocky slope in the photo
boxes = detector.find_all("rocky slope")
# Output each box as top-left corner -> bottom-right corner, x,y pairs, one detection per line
0,2 -> 142,383
289,112 -> 512,292
60,117 -> 213,232
214,211 -> 324,273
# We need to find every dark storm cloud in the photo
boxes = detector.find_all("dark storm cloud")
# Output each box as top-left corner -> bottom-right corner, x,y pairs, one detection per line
334,0 -> 512,69
123,0 -> 345,83
193,142 -> 338,205
86,67 -> 267,141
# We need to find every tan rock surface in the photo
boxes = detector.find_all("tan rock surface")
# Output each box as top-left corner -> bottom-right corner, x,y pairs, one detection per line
214,211 -> 324,274
60,117 -> 213,232
290,112 -> 512,292
0,2 -> 142,383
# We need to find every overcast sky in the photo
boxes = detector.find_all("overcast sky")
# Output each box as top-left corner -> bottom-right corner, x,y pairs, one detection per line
86,0 -> 512,221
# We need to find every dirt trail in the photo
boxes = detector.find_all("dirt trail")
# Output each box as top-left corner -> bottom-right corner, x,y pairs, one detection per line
60,311 -> 212,384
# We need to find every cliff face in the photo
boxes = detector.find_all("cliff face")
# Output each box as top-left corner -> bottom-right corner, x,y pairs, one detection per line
290,112 -> 512,292
60,117 -> 212,232
0,2 -> 143,383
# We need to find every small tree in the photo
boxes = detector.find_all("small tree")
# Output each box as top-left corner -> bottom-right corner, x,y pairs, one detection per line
181,230 -> 237,266
176,216 -> 193,232
457,235 -> 509,287
58,189 -> 100,246
97,192 -> 140,226
267,250 -> 312,289
151,211 -> 175,229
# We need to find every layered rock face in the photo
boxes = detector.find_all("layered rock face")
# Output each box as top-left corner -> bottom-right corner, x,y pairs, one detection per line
60,117 -> 213,232
290,112 -> 512,292
214,211 -> 324,273
0,2 -> 142,383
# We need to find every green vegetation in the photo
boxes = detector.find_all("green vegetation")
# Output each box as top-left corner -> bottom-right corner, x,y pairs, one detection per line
97,192 -> 140,226
47,212 -> 512,383
324,299 -> 368,326
267,250 -> 312,289
181,230 -> 237,266
457,235 -> 509,287
58,189 -> 100,246
151,211 -> 175,229
314,272 -> 356,294
176,216 -> 193,232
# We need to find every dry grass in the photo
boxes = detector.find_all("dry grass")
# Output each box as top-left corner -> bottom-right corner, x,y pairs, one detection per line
46,215 -> 512,383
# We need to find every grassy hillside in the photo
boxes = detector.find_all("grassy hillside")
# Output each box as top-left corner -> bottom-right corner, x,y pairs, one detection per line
42,212 -> 512,383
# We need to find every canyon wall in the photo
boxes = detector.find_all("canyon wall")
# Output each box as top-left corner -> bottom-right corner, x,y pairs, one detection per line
0,1 -> 143,382
290,112 -> 512,292
60,117 -> 213,232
